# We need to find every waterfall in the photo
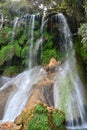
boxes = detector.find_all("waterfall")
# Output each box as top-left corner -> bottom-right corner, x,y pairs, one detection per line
54,13 -> 87,129
1,67 -> 46,122
41,10 -> 46,35
0,13 -> 4,30
56,13 -> 73,53
29,15 -> 35,68
0,11 -> 87,130
29,14 -> 42,68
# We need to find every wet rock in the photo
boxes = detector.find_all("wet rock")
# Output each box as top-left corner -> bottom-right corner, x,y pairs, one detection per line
44,57 -> 61,73
0,76 -> 10,88
26,58 -> 61,108
48,57 -> 61,68
0,85 -> 16,119
26,79 -> 54,108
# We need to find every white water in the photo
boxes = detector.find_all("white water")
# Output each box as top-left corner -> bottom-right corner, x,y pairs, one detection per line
54,13 -> 87,128
0,13 -> 4,29
41,10 -> 46,35
0,12 -> 87,130
1,66 -> 46,122
29,12 -> 45,68
29,15 -> 35,68
0,76 -> 10,88
57,13 -> 73,53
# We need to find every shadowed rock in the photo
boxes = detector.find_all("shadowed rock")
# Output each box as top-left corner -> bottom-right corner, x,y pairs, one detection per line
0,85 -> 16,119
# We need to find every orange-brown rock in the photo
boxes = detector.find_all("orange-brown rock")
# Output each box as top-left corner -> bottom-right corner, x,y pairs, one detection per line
44,58 -> 61,74
0,121 -> 21,130
25,58 -> 60,108
48,57 -> 61,68
14,103 -> 66,130
26,79 -> 54,108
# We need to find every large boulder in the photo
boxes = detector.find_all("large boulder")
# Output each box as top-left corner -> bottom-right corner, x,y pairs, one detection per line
15,103 -> 66,130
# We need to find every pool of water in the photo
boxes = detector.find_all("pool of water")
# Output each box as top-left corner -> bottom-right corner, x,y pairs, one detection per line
67,124 -> 87,130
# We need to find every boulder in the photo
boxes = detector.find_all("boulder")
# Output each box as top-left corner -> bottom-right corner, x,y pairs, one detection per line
15,103 -> 66,130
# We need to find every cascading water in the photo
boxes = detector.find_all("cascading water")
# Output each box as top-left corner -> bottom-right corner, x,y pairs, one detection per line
0,66 -> 46,122
0,13 -> 4,29
29,14 -> 43,68
54,13 -> 87,129
41,10 -> 46,35
0,9 -> 87,130
29,15 -> 35,68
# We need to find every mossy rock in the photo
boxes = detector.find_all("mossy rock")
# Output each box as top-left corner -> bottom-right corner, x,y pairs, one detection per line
15,103 -> 66,130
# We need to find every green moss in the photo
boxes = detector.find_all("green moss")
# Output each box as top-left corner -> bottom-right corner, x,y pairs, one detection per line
27,104 -> 66,130
41,32 -> 63,65
2,66 -> 19,76
74,37 -> 87,62
52,110 -> 65,130
34,104 -> 48,114
15,103 -> 66,130
28,114 -> 50,130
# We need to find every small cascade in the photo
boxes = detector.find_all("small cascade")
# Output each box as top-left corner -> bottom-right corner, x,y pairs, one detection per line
54,13 -> 87,128
13,17 -> 19,31
41,11 -> 46,35
0,13 -> 4,29
8,17 -> 19,43
29,15 -> 35,68
56,13 -> 73,53
29,13 -> 44,68
0,76 -> 10,88
1,67 -> 46,122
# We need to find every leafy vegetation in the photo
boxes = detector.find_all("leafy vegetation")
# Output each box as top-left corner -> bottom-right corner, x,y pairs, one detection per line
78,0 -> 87,52
74,38 -> 87,60
76,1 -> 87,63
15,103 -> 66,130
0,0 -> 87,75
28,104 -> 66,130
41,30 -> 63,65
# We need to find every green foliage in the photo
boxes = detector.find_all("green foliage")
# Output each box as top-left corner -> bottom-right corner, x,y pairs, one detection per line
28,113 -> 50,130
74,38 -> 87,61
27,103 -> 66,130
78,24 -> 87,51
14,41 -> 22,57
78,1 -> 87,62
52,110 -> 65,130
41,49 -> 58,65
2,66 -> 19,76
0,26 -> 11,45
34,103 -> 48,114
41,32 -> 63,65
21,46 -> 29,58
0,45 -> 15,66
0,0 -> 85,75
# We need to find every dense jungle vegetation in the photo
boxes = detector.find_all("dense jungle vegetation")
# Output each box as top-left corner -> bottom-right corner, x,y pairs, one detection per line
0,0 -> 87,76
